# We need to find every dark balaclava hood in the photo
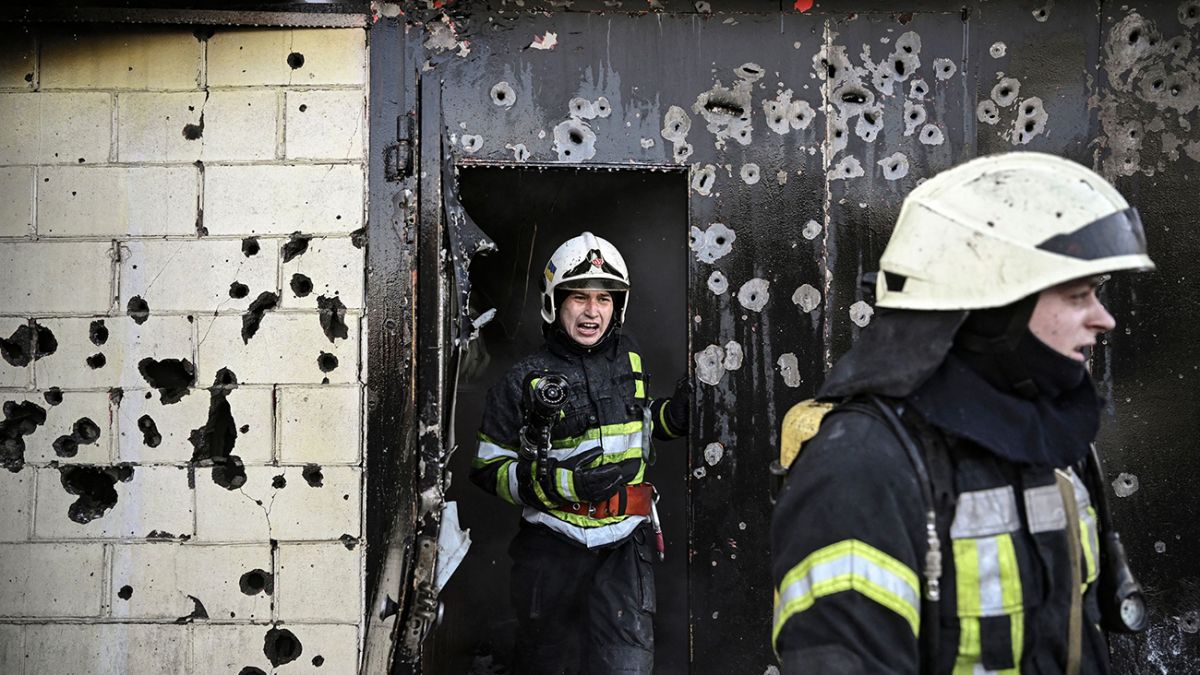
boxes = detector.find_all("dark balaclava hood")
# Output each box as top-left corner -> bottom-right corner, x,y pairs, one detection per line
820,295 -> 1103,468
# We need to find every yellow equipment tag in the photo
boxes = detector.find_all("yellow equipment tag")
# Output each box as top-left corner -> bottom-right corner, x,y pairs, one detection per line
779,399 -> 835,470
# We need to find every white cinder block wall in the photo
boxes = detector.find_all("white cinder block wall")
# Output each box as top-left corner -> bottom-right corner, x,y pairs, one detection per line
0,26 -> 368,674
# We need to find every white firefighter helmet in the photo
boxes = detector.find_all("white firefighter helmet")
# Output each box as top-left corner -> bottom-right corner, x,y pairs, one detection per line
540,231 -> 631,324
876,152 -> 1155,310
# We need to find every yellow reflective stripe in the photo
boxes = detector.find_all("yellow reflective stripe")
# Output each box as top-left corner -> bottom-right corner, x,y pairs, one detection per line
628,351 -> 643,373
549,510 -> 627,527
772,539 -> 920,648
556,467 -> 578,502
635,379 -> 645,399
658,400 -> 681,438
954,538 -> 982,616
530,473 -> 556,509
952,534 -> 1024,672
1081,505 -> 1098,587
496,460 -> 516,504
550,421 -> 643,449
633,460 -> 646,484
996,534 -> 1023,614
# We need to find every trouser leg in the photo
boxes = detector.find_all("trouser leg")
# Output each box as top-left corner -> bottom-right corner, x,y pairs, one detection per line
510,525 -> 594,675
583,525 -> 656,675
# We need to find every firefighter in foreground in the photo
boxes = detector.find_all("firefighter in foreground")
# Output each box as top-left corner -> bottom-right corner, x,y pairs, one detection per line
771,152 -> 1153,674
471,232 -> 689,674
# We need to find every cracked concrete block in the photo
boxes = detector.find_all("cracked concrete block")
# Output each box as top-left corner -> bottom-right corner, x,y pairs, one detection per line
208,28 -> 366,87
277,386 -> 361,464
285,90 -> 366,160
37,166 -> 198,238
40,29 -> 202,91
195,313 -> 359,385
111,543 -> 272,621
0,167 -> 34,237
24,623 -> 187,674
194,465 -> 360,541
117,90 -> 277,162
117,385 -> 273,465
0,318 -> 31,388
33,465 -> 194,539
0,34 -> 36,90
24,390 -> 113,465
204,164 -> 363,236
0,543 -> 104,617
119,239 -> 280,313
194,623 -> 357,674
277,542 -> 361,623
0,93 -> 111,165
0,242 -> 113,314
0,470 -> 33,542
280,236 -> 365,310
0,624 -> 22,674
34,316 -> 194,391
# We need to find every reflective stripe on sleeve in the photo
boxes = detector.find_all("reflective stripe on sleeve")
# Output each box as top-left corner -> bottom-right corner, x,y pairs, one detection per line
772,539 -> 921,649
1024,484 -> 1067,533
477,433 -> 519,462
629,352 -> 645,399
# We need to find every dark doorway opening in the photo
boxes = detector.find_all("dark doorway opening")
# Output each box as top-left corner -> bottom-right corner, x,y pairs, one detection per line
433,165 -> 690,674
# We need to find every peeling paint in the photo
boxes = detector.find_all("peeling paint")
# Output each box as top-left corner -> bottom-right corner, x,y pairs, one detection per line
690,164 -> 717,196
703,442 -> 724,466
933,57 -> 957,81
552,118 -> 597,162
990,41 -> 1008,59
877,152 -> 910,180
706,270 -> 729,295
830,156 -> 864,180
903,101 -> 927,136
505,143 -> 530,162
695,344 -> 727,386
919,124 -> 945,146
1012,97 -> 1048,145
530,31 -> 557,50
0,400 -> 47,472
461,134 -> 483,153
694,79 -> 753,149
736,278 -> 770,312
723,341 -> 743,371
791,284 -> 822,314
59,464 -> 134,523
489,81 -> 516,108
849,300 -> 875,327
137,357 -> 196,404
776,353 -> 801,388
992,77 -> 1021,107
1033,1 -> 1053,22
739,163 -> 760,185
801,220 -> 821,240
1113,471 -> 1140,497
281,232 -> 312,263
977,99 -> 1001,125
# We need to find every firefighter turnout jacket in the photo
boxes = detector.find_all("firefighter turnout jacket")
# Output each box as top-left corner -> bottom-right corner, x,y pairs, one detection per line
771,402 -> 1108,674
472,329 -> 683,548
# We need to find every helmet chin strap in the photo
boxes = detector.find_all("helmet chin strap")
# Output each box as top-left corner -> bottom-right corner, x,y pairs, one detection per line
952,294 -> 1041,399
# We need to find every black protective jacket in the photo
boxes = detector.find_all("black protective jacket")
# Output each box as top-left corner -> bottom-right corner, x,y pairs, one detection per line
771,401 -> 1108,674
472,328 -> 683,548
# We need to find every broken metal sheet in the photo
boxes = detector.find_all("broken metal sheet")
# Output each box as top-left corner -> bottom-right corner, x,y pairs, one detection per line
442,152 -> 499,349
433,501 -> 472,593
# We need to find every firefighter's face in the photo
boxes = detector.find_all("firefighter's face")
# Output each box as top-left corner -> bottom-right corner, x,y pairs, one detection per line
1028,276 -> 1116,362
559,289 -> 613,346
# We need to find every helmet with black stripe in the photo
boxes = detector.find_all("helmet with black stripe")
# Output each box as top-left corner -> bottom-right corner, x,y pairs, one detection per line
876,152 -> 1154,310
540,231 -> 631,325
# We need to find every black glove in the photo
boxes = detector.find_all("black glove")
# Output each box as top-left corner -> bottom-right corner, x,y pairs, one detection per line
542,446 -> 625,504
666,375 -> 692,432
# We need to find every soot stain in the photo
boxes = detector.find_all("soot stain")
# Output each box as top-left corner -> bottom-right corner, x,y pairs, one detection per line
281,232 -> 312,263
302,464 -> 324,487
1,400 -> 47,472
118,585 -> 133,600
137,358 -> 196,404
229,282 -> 250,300
87,353 -> 107,369
264,627 -> 303,667
317,352 -> 338,373
339,534 -> 357,550
350,226 -> 366,249
53,435 -> 78,458
0,325 -> 33,367
89,320 -> 110,347
241,292 -> 279,344
239,668 -> 267,675
316,295 -> 348,343
286,52 -> 305,69
138,415 -> 162,448
242,237 -> 260,257
44,388 -> 63,406
189,368 -> 245,490
127,296 -> 151,325
290,273 -> 314,298
59,464 -> 134,523
272,474 -> 286,489
239,568 -> 274,596
35,324 -> 58,360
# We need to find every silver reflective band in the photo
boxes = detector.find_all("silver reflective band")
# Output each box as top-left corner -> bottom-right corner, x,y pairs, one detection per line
1024,484 -> 1067,533
775,552 -> 921,626
951,486 -> 1020,538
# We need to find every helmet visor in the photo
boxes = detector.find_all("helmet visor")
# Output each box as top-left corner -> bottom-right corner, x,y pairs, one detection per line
1035,207 -> 1148,261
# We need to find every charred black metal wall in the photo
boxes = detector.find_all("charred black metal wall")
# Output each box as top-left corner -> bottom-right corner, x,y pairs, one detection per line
368,1 -> 1200,671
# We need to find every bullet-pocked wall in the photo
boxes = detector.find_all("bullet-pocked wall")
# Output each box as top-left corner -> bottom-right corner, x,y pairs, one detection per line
0,25 -> 368,673
389,0 -> 1199,671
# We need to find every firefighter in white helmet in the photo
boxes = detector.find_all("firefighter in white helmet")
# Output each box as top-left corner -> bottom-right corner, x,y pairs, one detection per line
472,231 -> 690,673
771,152 -> 1153,674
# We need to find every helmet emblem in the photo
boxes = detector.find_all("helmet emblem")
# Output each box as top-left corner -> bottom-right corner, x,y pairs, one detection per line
591,257 -> 604,267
